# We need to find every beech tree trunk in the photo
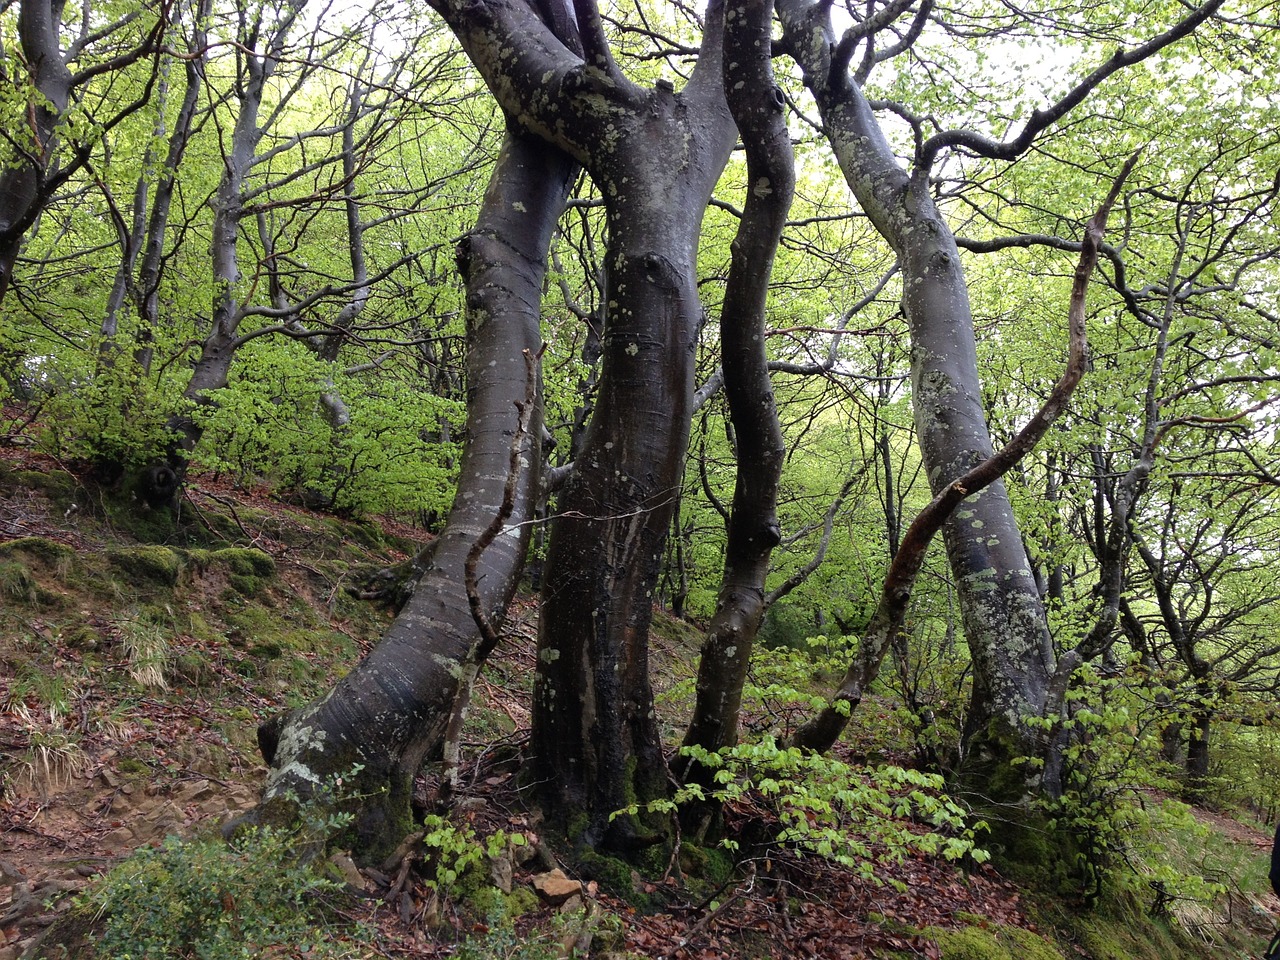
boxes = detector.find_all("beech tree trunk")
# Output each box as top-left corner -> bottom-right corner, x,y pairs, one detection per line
674,0 -> 793,811
159,0 -> 302,494
425,0 -> 737,848
257,130 -> 577,858
530,90 -> 736,849
776,2 -> 1058,781
0,0 -> 73,302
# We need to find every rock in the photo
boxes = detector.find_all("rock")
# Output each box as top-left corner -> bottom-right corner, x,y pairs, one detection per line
557,894 -> 584,914
513,837 -> 540,866
0,860 -> 24,887
100,826 -> 135,849
488,850 -> 513,894
175,779 -> 215,804
531,868 -> 582,905
327,853 -> 367,891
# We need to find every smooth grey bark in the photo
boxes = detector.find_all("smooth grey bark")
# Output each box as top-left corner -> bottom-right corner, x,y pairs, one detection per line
257,130 -> 577,858
784,159 -> 1132,756
100,0 -> 208,366
776,0 -> 1224,782
674,0 -> 794,804
150,7 -> 419,502
161,0 -> 305,490
427,0 -> 736,847
776,1 -> 1057,767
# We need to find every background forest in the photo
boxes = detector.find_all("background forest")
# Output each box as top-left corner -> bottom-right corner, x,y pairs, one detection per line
1,0 -> 1280,957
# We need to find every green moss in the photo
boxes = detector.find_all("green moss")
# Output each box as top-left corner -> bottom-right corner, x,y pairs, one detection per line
171,651 -> 217,687
105,500 -> 180,544
576,850 -> 655,911
65,625 -> 101,650
10,468 -> 80,505
186,610 -> 216,642
928,925 -> 1064,960
336,520 -> 389,551
932,927 -> 1013,960
0,536 -> 76,566
214,547 -> 275,578
1001,928 -> 1065,960
679,842 -> 735,891
0,560 -> 39,604
116,757 -> 150,776
208,547 -> 275,596
106,545 -> 183,587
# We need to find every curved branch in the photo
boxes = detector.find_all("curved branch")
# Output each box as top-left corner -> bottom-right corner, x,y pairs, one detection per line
918,0 -> 1225,170
786,152 -> 1138,753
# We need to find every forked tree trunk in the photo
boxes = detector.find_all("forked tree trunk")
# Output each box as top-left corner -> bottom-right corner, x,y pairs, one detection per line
530,94 -> 737,848
157,0 -> 303,496
426,0 -> 736,850
256,131 -> 576,860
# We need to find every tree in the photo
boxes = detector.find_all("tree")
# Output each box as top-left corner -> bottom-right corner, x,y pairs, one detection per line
257,125 -> 578,853
772,0 -> 1231,796
0,0 -> 167,302
241,0 -> 1268,861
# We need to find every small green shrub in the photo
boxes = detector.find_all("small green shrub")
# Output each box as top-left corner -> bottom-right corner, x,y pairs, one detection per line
37,355 -> 178,475
456,901 -> 620,960
623,738 -> 988,882
420,813 -> 525,896
1019,662 -> 1218,906
77,785 -> 364,959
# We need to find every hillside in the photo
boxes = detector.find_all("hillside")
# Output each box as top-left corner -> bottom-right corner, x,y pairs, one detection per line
1,448 -> 1276,960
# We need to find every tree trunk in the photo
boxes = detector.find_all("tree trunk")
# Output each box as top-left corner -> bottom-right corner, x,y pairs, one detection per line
1185,702 -> 1212,797
162,2 -> 298,486
134,0 -> 208,374
673,0 -> 793,816
256,130 -> 577,860
0,0 -> 73,302
517,20 -> 735,854
423,0 -> 735,850
777,1 -> 1057,784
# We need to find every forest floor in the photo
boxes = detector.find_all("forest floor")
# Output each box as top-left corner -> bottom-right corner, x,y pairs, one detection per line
0,442 -> 1276,959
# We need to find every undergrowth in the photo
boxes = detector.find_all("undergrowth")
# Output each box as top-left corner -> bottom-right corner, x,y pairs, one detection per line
75,784 -> 368,960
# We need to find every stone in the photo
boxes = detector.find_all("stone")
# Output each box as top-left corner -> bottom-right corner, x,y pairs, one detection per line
100,826 -> 135,849
176,779 -> 214,803
488,851 -> 513,894
531,868 -> 582,905
0,860 -> 24,887
557,894 -> 584,914
327,853 -> 367,891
